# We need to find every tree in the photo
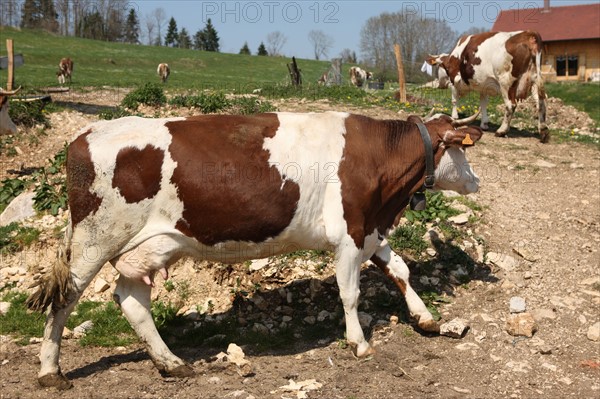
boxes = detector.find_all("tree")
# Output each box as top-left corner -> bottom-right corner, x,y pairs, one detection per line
21,0 -> 59,32
360,11 -> 457,80
80,11 -> 104,40
257,42 -> 268,56
123,8 -> 140,44
308,30 -> 333,60
144,13 -> 156,45
266,31 -> 286,56
239,42 -> 251,55
460,26 -> 487,37
0,0 -> 21,27
194,18 -> 220,51
153,7 -> 166,45
178,27 -> 192,49
164,17 -> 178,47
339,48 -> 357,64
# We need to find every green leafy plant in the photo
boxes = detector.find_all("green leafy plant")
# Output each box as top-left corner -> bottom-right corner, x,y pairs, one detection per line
230,96 -> 277,114
387,223 -> 427,255
8,99 -> 50,128
168,91 -> 231,113
121,82 -> 167,110
0,178 -> 29,213
67,301 -> 137,347
404,191 -> 460,223
151,300 -> 181,328
99,106 -> 132,120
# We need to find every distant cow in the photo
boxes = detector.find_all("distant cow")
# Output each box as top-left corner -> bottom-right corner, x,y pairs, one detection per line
349,66 -> 372,88
57,58 -> 73,85
427,31 -> 549,142
317,71 -> 328,86
0,87 -> 21,135
28,110 -> 482,389
157,63 -> 170,83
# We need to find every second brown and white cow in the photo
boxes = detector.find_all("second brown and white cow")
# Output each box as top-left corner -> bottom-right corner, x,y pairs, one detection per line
349,66 -> 372,88
57,58 -> 73,85
27,111 -> 482,389
157,63 -> 170,83
427,31 -> 549,142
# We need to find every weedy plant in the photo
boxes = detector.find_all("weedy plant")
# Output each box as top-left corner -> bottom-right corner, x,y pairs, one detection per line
0,223 -> 41,256
121,82 -> 167,110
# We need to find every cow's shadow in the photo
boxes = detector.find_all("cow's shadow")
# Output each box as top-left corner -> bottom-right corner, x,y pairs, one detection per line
65,238 -> 498,382
480,122 -> 540,140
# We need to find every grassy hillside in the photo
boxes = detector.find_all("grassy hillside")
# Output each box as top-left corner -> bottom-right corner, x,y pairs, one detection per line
0,27 -> 330,91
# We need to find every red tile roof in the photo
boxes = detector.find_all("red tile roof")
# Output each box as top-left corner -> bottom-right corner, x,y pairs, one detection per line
492,3 -> 600,42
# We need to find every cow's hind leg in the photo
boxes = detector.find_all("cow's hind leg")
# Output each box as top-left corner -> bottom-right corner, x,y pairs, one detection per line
370,241 -> 439,333
113,275 -> 194,377
532,82 -> 549,143
32,247 -> 107,389
496,88 -> 516,136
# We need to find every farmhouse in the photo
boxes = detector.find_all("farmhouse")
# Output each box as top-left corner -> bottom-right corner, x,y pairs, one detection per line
492,0 -> 600,82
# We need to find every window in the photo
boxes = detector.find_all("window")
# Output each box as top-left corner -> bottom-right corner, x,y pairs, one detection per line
556,55 -> 578,77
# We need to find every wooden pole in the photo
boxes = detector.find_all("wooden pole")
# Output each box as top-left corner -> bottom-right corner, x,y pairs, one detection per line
394,44 -> 406,102
6,39 -> 14,90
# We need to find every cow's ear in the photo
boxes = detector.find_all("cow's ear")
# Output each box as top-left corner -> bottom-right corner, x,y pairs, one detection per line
441,126 -> 483,147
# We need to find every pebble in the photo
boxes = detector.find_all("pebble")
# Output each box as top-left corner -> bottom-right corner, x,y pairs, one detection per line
587,322 -> 600,341
94,278 -> 110,293
487,252 -> 519,272
530,308 -> 557,321
509,297 -> 527,313
448,213 -> 470,225
0,302 -> 11,316
440,318 -> 469,338
357,312 -> 373,328
505,313 -> 537,337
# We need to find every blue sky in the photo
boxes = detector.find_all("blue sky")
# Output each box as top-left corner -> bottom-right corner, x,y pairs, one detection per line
133,1 -> 598,59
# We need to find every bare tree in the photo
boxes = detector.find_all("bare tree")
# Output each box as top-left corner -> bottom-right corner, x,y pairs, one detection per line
339,48 -> 357,64
266,31 -> 287,56
144,13 -> 156,46
55,0 -> 70,36
153,7 -> 166,45
308,30 -> 333,60
0,0 -> 21,27
460,26 -> 488,37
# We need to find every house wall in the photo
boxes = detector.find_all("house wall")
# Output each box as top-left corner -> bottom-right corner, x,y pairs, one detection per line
542,39 -> 600,82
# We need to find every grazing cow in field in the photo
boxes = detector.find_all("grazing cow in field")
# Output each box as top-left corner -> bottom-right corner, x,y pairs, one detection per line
427,31 -> 549,142
317,71 -> 328,85
0,87 -> 21,135
27,110 -> 482,389
157,63 -> 170,83
349,66 -> 372,88
57,58 -> 73,85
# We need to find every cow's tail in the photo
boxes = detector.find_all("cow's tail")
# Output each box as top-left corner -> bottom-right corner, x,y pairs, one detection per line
532,32 -> 546,98
26,218 -> 75,313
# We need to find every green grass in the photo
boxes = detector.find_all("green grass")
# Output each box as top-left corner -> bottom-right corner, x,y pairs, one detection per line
0,222 -> 41,256
0,26 -> 332,92
0,291 -> 45,345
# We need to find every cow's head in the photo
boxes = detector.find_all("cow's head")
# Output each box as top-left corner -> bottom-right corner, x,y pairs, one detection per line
427,54 -> 460,84
413,111 -> 482,194
0,87 -> 21,136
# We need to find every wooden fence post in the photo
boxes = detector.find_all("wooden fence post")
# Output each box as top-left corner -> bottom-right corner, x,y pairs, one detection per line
394,44 -> 406,102
6,39 -> 14,90
287,56 -> 302,87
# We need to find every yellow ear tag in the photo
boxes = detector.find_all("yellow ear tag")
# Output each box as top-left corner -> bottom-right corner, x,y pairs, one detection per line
462,133 -> 474,146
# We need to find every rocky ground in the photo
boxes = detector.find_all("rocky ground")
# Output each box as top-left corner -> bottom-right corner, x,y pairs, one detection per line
0,89 -> 599,399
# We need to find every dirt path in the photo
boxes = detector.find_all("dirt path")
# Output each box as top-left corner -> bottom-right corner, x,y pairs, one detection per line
1,95 -> 599,399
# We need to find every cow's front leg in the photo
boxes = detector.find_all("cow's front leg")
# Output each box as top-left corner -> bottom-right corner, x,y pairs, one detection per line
370,241 -> 439,333
335,246 -> 373,357
113,275 -> 194,377
497,89 -> 516,136
479,94 -> 490,130
451,86 -> 459,119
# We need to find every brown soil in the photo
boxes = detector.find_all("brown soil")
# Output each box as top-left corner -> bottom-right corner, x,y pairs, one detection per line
1,90 -> 599,399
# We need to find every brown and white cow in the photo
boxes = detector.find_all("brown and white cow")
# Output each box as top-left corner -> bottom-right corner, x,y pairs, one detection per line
349,66 -> 372,88
427,31 -> 549,142
0,87 -> 21,136
157,63 -> 170,83
57,58 -> 73,85
27,111 -> 482,389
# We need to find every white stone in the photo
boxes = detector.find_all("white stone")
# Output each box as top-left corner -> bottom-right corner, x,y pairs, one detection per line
535,160 -> 556,168
0,302 -> 11,316
94,278 -> 110,293
487,252 -> 519,272
0,191 -> 36,226
440,318 -> 469,338
249,258 -> 269,271
509,296 -> 527,313
448,213 -> 470,225
587,322 -> 600,341
73,320 -> 94,338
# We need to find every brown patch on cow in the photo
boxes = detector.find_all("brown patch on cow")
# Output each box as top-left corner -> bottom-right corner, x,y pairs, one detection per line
112,145 -> 164,203
338,115 -> 447,249
370,254 -> 407,295
505,31 -> 544,101
167,114 -> 300,245
460,32 -> 498,84
67,130 -> 102,226
441,55 -> 461,84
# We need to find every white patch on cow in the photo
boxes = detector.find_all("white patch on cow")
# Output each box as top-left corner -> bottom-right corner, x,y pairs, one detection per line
434,147 -> 479,194
262,111 -> 351,249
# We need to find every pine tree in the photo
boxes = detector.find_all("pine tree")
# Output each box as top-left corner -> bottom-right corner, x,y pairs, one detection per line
202,18 -> 220,52
178,28 -> 192,49
257,42 -> 268,56
21,0 -> 58,32
193,29 -> 206,50
239,42 -> 251,55
123,8 -> 140,44
164,17 -> 178,47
